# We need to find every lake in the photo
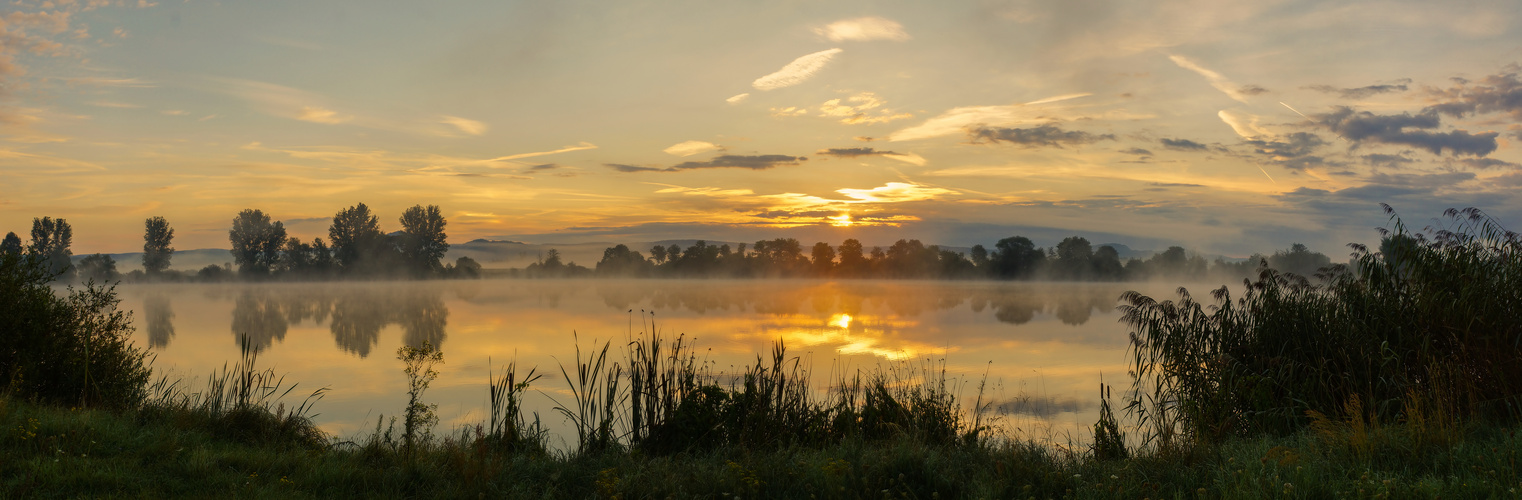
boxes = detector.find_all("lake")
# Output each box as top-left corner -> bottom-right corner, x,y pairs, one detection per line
114,279 -> 1199,447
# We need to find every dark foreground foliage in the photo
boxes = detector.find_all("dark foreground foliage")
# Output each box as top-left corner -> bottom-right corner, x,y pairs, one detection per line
0,252 -> 150,409
1123,206 -> 1522,449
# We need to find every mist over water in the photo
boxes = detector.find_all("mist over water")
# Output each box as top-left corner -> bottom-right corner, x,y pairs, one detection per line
115,279 -> 1208,445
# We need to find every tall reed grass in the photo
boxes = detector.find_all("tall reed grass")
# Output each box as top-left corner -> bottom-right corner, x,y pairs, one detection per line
144,335 -> 327,447
1121,206 -> 1522,450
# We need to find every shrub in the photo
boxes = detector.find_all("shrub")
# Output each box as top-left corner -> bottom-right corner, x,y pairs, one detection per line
0,253 -> 150,409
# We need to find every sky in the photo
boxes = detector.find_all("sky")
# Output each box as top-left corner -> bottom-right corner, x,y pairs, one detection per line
3,0 -> 1522,256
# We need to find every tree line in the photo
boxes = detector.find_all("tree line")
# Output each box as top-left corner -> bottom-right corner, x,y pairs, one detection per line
1,203 -> 482,284
544,236 -> 1335,282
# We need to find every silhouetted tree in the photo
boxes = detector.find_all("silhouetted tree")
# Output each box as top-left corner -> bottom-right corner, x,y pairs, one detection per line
398,204 -> 449,276
28,217 -> 73,280
329,202 -> 385,273
596,244 -> 650,276
2,232 -> 23,256
970,244 -> 989,271
278,238 -> 315,275
650,244 -> 668,264
1053,237 -> 1094,280
811,241 -> 836,276
989,236 -> 1044,279
228,209 -> 287,277
76,254 -> 119,283
1092,245 -> 1124,280
450,256 -> 482,278
1268,243 -> 1332,278
837,239 -> 867,277
142,216 -> 174,276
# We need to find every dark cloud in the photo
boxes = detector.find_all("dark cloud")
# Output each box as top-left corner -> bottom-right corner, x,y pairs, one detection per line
1303,80 -> 1411,99
817,147 -> 899,158
529,163 -> 559,170
1315,106 -> 1498,157
968,124 -> 1115,148
1240,132 -> 1334,170
606,155 -> 807,173
1150,182 -> 1204,187
1455,158 -> 1520,169
1119,147 -> 1152,156
853,136 -> 875,142
605,163 -> 664,173
1159,138 -> 1208,151
1237,84 -> 1269,96
1361,153 -> 1415,169
1424,69 -> 1522,120
670,154 -> 806,170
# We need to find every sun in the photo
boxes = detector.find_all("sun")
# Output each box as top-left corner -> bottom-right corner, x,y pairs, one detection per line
828,214 -> 853,227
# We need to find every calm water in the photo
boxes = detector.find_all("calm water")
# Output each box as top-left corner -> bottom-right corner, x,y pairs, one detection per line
115,279 -> 1194,445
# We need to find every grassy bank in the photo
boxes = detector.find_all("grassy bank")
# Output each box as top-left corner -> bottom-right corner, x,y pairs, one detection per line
4,394 -> 1521,498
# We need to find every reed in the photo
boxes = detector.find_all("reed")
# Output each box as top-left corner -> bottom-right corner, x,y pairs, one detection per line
144,334 -> 327,447
1120,206 -> 1522,448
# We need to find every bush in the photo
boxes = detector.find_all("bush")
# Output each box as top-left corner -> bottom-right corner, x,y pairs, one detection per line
0,253 -> 151,409
1122,207 -> 1522,447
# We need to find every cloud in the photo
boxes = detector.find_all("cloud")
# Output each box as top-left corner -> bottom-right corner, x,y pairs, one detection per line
968,125 -> 1115,148
751,48 -> 844,91
1120,147 -> 1152,156
817,92 -> 913,125
1454,157 -> 1520,169
814,17 -> 910,42
85,101 -> 143,108
815,147 -> 927,166
529,163 -> 559,170
1217,109 -> 1271,138
1425,69 -> 1522,120
480,142 -> 598,163
441,115 -> 487,135
1304,80 -> 1411,99
609,154 -> 808,173
670,154 -> 806,171
1243,132 -> 1330,170
1168,55 -> 1257,103
607,163 -> 664,173
663,140 -> 721,157
836,182 -> 955,203
296,106 -> 351,124
887,93 -> 1092,141
1315,106 -> 1498,157
726,93 -> 750,104
1159,138 -> 1209,151
1361,153 -> 1415,168
770,106 -> 808,117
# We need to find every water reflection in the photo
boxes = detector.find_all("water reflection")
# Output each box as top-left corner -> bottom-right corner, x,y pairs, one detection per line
144,294 -> 175,349
117,279 -> 1182,443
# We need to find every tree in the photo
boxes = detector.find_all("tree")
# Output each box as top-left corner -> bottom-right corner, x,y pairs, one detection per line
76,254 -> 120,283
596,244 -> 649,276
398,205 -> 449,276
837,239 -> 866,277
451,256 -> 482,278
142,216 -> 175,276
989,236 -> 1044,279
650,245 -> 668,264
1,232 -> 21,256
28,217 -> 73,280
1053,236 -> 1094,280
1268,243 -> 1331,278
970,244 -> 989,271
811,241 -> 836,276
228,209 -> 288,277
329,202 -> 385,272
1092,245 -> 1124,280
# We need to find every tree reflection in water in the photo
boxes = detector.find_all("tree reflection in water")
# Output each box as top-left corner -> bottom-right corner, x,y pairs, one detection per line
144,294 -> 175,349
220,286 -> 448,357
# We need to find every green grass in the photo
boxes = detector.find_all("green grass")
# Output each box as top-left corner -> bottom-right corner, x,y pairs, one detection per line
5,394 -> 1522,498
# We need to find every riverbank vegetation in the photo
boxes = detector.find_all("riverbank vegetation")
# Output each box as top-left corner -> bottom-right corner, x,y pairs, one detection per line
3,207 -> 1520,497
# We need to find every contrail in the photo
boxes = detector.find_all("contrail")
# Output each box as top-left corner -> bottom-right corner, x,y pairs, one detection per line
1280,101 -> 1308,119
1257,165 -> 1278,184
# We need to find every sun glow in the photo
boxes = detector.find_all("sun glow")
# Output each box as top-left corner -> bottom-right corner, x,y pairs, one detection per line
829,313 -> 852,329
829,214 -> 853,227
